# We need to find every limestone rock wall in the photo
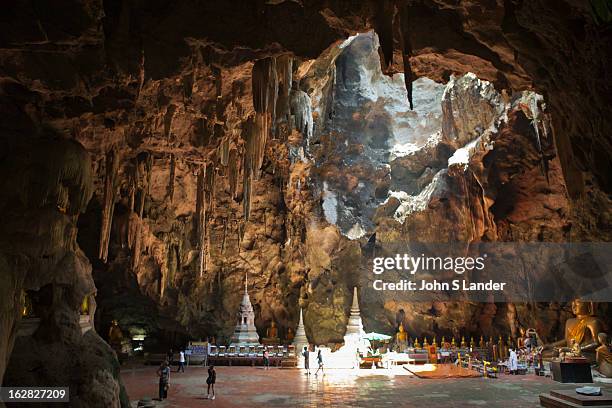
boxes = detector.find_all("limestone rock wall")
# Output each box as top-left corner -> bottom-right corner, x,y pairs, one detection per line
0,0 -> 611,401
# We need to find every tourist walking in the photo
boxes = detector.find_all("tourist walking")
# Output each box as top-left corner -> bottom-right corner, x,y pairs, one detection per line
263,348 -> 270,370
167,348 -> 174,367
315,349 -> 324,377
302,346 -> 310,375
508,348 -> 518,375
156,360 -> 170,401
206,364 -> 216,400
177,350 -> 185,372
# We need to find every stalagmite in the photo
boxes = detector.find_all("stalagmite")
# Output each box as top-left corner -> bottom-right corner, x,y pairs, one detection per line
98,149 -> 119,262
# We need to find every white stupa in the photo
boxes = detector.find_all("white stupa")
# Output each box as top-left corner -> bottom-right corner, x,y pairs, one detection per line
293,308 -> 308,350
229,274 -> 260,345
320,287 -> 370,368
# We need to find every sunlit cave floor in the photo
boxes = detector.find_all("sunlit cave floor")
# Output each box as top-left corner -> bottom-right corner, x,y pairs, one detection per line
122,365 -> 606,407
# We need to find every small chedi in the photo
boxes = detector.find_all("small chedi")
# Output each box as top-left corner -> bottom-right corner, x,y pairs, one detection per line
544,299 -> 608,362
230,274 -> 260,346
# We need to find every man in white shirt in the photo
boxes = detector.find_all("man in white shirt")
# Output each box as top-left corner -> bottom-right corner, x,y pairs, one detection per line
177,350 -> 186,372
508,348 -> 518,375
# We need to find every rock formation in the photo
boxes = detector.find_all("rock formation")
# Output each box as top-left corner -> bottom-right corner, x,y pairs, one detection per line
0,1 -> 611,404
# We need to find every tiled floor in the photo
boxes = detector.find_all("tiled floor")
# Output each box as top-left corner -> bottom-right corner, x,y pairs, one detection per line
122,365 -> 602,407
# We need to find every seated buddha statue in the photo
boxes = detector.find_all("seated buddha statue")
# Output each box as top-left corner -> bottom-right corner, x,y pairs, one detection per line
479,336 -> 485,349
286,327 -> 295,343
596,333 -> 612,378
451,337 -> 457,349
544,299 -> 606,361
414,337 -> 421,349
108,320 -> 124,349
263,320 -> 280,345
460,336 -> 467,349
470,336 -> 476,349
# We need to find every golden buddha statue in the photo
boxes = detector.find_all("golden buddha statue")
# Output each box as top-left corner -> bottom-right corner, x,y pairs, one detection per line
432,336 -> 438,348
396,323 -> 408,342
423,337 -> 429,348
470,336 -> 475,348
108,320 -> 124,347
267,321 -> 278,338
21,290 -> 35,318
544,299 -> 606,360
479,336 -> 485,348
451,337 -> 457,348
517,327 -> 526,348
460,336 -> 467,348
414,337 -> 421,349
596,333 -> 612,378
286,327 -> 295,342
498,335 -> 505,358
263,320 -> 280,345
80,295 -> 90,315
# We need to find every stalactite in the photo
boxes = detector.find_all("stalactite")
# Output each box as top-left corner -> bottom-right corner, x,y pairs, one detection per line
221,217 -> 228,255
131,215 -> 142,270
139,152 -> 153,217
528,97 -> 549,183
195,165 -> 207,278
98,148 -> 119,262
242,162 -> 253,222
375,0 -> 395,71
204,165 -> 216,214
219,137 -> 230,167
167,153 -> 176,203
253,112 -> 272,171
398,6 -> 415,110
228,148 -> 240,199
252,57 -> 278,122
275,54 -> 293,127
250,56 -> 278,172
290,89 -> 313,139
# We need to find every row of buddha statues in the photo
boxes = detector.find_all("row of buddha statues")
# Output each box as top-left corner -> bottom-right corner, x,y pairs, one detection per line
262,320 -> 295,345
393,300 -> 610,366
395,324 -> 525,358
